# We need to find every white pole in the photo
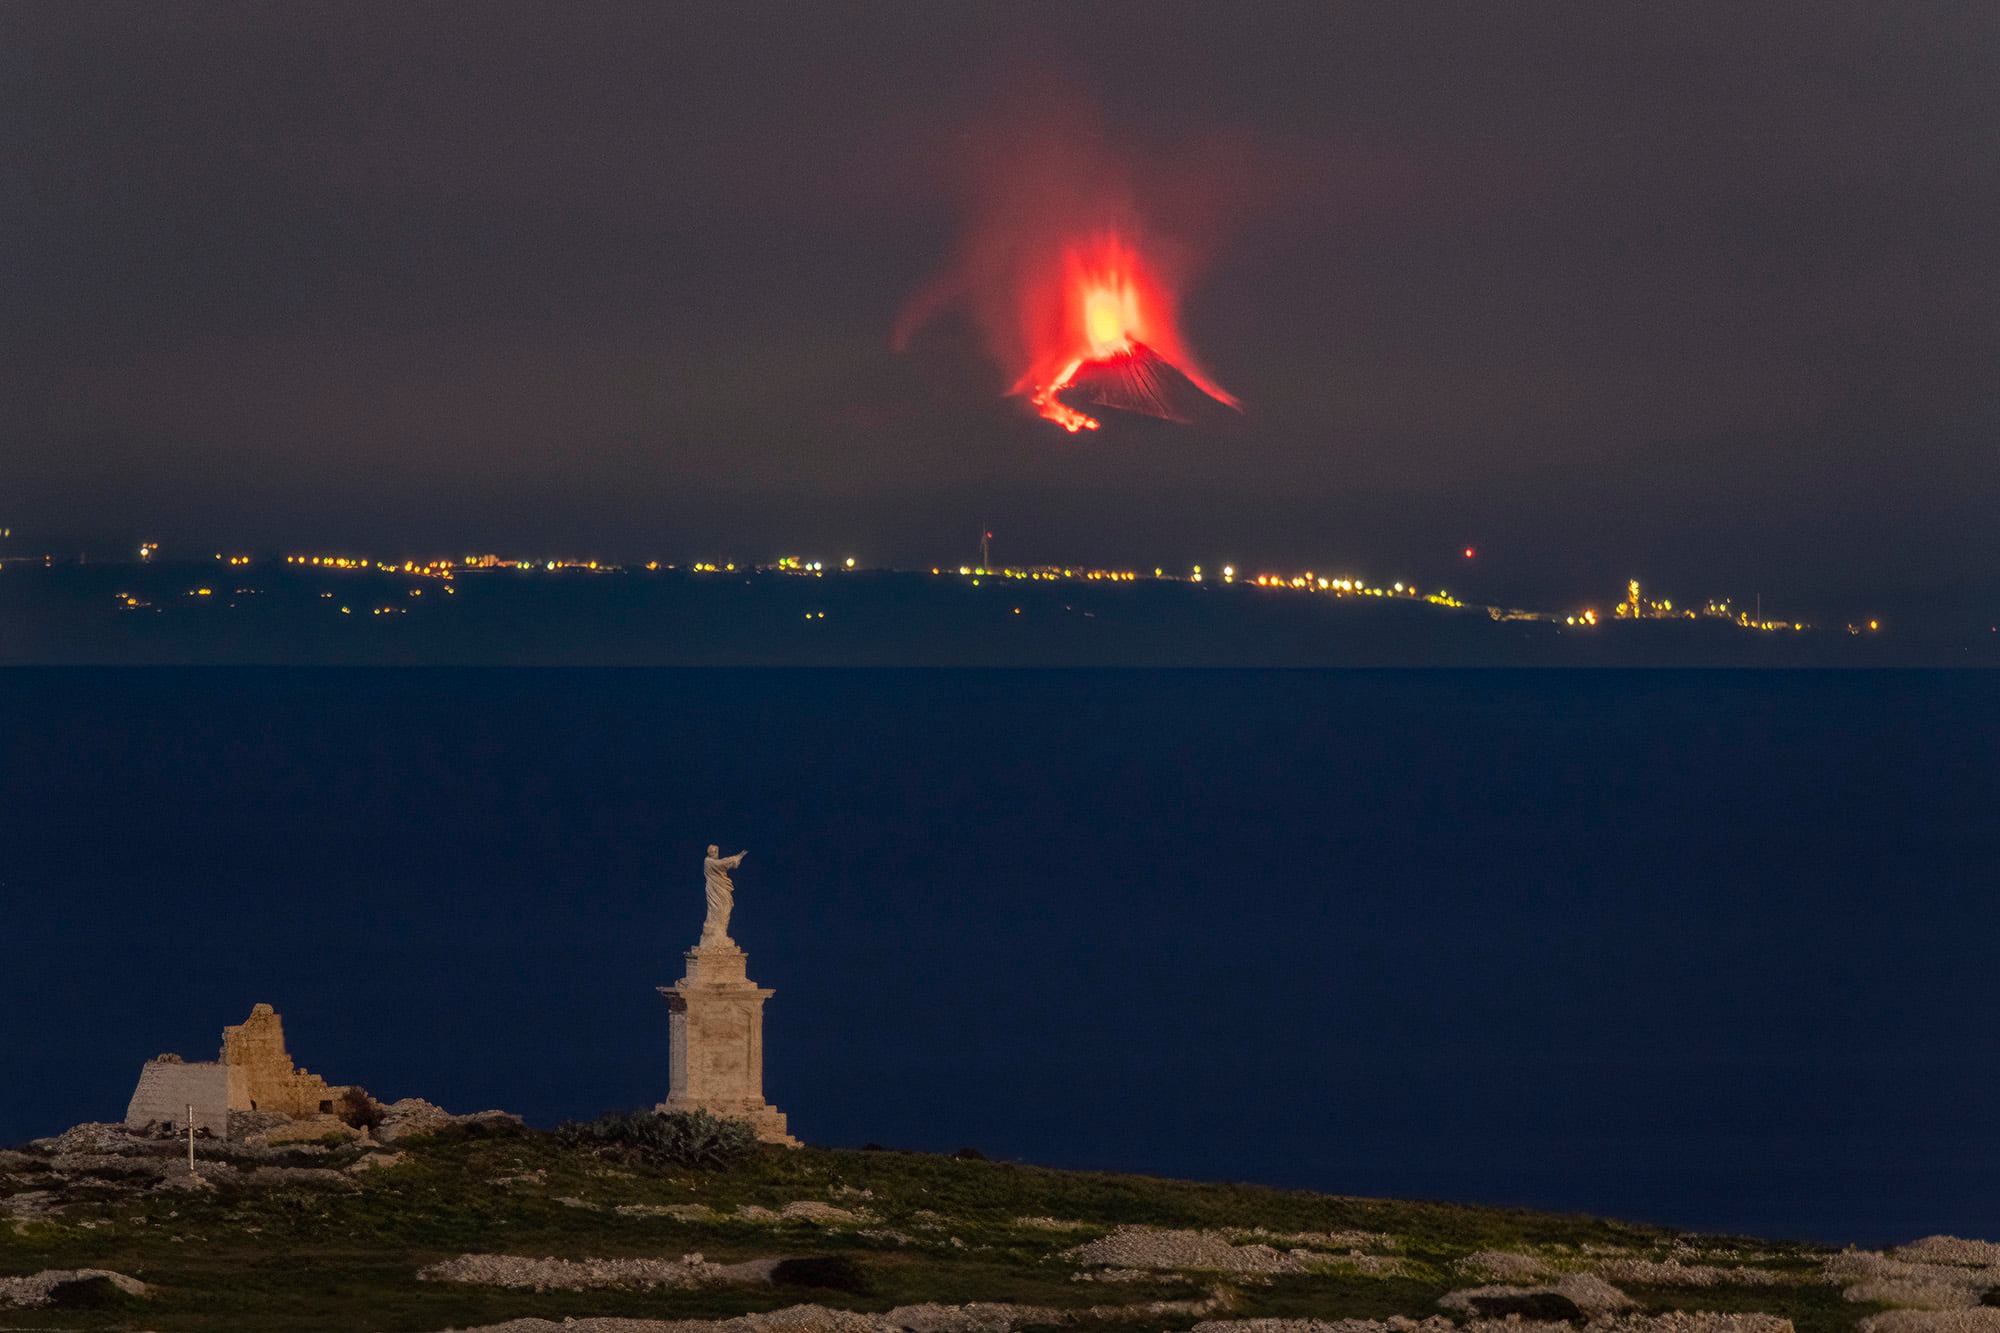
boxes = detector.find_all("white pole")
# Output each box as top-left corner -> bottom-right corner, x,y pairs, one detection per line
187,1103 -> 195,1174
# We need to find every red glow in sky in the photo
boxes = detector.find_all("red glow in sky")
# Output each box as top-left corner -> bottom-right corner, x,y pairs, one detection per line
892,84 -> 1248,437
1014,234 -> 1240,432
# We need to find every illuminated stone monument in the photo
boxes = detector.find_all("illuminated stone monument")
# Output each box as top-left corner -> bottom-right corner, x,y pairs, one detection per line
656,846 -> 797,1145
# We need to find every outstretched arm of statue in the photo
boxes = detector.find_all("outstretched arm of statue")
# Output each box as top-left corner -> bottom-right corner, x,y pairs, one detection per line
723,851 -> 746,869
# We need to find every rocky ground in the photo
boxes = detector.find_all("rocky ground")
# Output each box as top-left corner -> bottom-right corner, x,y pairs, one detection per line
3,1113 -> 1994,1333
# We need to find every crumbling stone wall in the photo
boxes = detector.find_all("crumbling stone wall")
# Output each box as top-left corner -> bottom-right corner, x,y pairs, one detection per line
219,1004 -> 346,1116
122,1004 -> 353,1138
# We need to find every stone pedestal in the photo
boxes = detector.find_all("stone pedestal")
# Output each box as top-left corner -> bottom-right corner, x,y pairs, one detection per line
657,938 -> 797,1145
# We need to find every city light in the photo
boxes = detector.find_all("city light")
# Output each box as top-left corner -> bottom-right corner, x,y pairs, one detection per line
71,547 -> 1822,645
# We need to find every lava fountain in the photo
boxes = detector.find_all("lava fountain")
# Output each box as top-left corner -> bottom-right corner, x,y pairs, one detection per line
1015,234 -> 1241,432
897,224 -> 1242,435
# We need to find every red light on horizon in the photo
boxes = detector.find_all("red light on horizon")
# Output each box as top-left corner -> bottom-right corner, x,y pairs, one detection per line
1463,546 -> 1476,559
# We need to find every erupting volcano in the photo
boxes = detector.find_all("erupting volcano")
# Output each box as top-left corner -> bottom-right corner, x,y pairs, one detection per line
1016,236 -> 1241,432
897,219 -> 1242,436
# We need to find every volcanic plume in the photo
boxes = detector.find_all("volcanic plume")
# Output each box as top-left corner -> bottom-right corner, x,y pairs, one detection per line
893,89 -> 1244,435
1012,235 -> 1241,432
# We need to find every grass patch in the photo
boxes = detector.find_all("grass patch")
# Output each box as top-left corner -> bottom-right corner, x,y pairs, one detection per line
1621,1281 -> 1885,1333
1231,1271 -> 1459,1322
771,1252 -> 873,1294
0,1129 -> 1845,1332
553,1110 -> 759,1170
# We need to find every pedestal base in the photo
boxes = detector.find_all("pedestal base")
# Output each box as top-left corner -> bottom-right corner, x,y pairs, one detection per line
653,1094 -> 796,1145
658,939 -> 798,1147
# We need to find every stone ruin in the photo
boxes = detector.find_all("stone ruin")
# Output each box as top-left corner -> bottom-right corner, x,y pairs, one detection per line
124,1003 -> 356,1140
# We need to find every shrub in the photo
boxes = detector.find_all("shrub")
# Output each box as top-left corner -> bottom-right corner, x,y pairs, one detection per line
334,1087 -> 385,1131
47,1276 -> 140,1311
1470,1293 -> 1585,1322
772,1254 -> 872,1294
553,1109 -> 757,1168
428,1117 -> 530,1143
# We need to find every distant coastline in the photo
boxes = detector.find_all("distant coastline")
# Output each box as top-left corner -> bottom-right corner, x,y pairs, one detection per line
0,557 -> 1968,666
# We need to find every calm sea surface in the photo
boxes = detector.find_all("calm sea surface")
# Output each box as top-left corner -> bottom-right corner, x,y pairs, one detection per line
4,669 -> 1996,1245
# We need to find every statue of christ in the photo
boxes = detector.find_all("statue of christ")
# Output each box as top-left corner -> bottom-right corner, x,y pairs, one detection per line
701,845 -> 747,943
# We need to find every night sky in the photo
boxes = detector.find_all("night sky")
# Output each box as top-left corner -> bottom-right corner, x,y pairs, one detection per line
6,3 -> 1998,616
7,6 -> 2000,1243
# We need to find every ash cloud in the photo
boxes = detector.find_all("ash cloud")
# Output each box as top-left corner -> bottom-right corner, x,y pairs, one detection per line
893,76 -> 1310,407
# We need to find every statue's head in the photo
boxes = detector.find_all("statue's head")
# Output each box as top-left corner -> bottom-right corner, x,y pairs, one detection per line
707,843 -> 719,857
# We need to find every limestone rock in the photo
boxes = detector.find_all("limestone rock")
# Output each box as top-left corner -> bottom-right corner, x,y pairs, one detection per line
244,1165 -> 354,1188
729,1312 -> 881,1333
879,1302 -> 1062,1332
47,1150 -> 169,1176
487,1170 -> 548,1188
377,1098 -> 455,1141
375,1098 -> 522,1143
1457,1250 -> 1556,1282
1828,1251 -> 2000,1308
245,1114 -> 362,1146
1860,1313 -> 2000,1333
30,1122 -> 142,1156
1597,1258 -> 1790,1287
1897,1240 -> 2000,1269
1845,1282 -> 1984,1311
0,1191 -> 64,1219
1015,1215 -> 1095,1231
1250,1228 -> 1402,1252
1600,1317 -> 1796,1333
420,1303 -> 1069,1332
1440,1273 -> 1635,1320
419,1251 -> 777,1291
779,1200 -> 865,1223
1066,1224 -> 1322,1274
0,1268 -> 148,1308
345,1151 -> 407,1173
1193,1321 -> 1450,1333
1196,1319 -> 1789,1333
228,1109 -> 292,1139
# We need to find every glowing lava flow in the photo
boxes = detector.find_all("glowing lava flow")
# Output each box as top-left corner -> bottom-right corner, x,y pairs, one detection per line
1016,235 -> 1239,432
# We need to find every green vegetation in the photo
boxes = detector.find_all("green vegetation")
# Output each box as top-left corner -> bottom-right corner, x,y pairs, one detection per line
1465,1291 -> 1585,1321
553,1109 -> 760,1169
0,1125 -> 1864,1333
769,1253 -> 873,1295
334,1087 -> 387,1132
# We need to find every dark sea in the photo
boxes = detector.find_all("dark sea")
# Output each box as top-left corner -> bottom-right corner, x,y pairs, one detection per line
4,669 -> 1996,1247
